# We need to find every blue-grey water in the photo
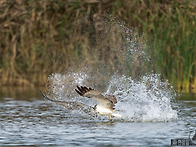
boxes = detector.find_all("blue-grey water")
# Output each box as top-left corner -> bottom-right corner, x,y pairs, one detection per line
0,87 -> 195,147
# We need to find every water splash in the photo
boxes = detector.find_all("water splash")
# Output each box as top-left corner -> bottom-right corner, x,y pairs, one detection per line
45,19 -> 177,122
106,74 -> 177,122
46,72 -> 177,122
46,71 -> 89,100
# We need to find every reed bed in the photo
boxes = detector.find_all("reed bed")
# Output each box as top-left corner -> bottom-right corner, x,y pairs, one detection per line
0,0 -> 195,92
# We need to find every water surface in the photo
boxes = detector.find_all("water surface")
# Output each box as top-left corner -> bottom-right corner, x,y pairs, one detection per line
0,88 -> 195,146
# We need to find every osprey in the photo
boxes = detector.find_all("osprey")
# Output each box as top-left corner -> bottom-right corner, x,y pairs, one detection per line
40,86 -> 121,120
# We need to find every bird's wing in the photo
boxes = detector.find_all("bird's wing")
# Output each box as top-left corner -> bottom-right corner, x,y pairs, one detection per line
75,86 -> 117,110
105,94 -> 117,104
40,90 -> 88,110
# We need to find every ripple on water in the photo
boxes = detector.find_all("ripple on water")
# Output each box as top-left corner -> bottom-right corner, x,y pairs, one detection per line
0,96 -> 195,146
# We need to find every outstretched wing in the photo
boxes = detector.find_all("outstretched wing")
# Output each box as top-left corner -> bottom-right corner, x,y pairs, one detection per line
75,86 -> 117,110
40,90 -> 88,110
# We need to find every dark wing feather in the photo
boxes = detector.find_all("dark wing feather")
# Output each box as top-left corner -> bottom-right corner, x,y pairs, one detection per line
75,86 -> 93,96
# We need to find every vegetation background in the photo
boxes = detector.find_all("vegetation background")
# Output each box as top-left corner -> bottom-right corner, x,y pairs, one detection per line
0,0 -> 196,93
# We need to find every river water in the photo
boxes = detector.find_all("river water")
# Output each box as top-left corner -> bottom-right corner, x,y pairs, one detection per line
0,77 -> 196,146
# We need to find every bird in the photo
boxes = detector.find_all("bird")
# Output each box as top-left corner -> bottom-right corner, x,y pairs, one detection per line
40,86 -> 122,120
75,86 -> 122,119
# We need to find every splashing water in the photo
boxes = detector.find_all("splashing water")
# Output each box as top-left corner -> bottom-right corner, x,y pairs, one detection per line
106,74 -> 177,122
47,72 -> 89,100
45,19 -> 177,122
46,72 -> 177,122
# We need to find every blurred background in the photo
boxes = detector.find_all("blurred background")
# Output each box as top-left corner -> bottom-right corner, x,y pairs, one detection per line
0,0 -> 196,96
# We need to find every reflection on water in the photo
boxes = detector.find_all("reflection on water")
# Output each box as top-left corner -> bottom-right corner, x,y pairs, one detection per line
0,88 -> 195,146
0,87 -> 42,100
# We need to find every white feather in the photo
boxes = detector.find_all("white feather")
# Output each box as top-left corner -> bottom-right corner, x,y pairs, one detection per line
96,105 -> 112,115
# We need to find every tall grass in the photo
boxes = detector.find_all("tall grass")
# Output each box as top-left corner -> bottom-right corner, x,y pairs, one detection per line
0,0 -> 195,92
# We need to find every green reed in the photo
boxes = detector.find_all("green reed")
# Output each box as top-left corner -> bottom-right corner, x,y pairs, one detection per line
0,0 -> 195,92
144,1 -> 196,92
